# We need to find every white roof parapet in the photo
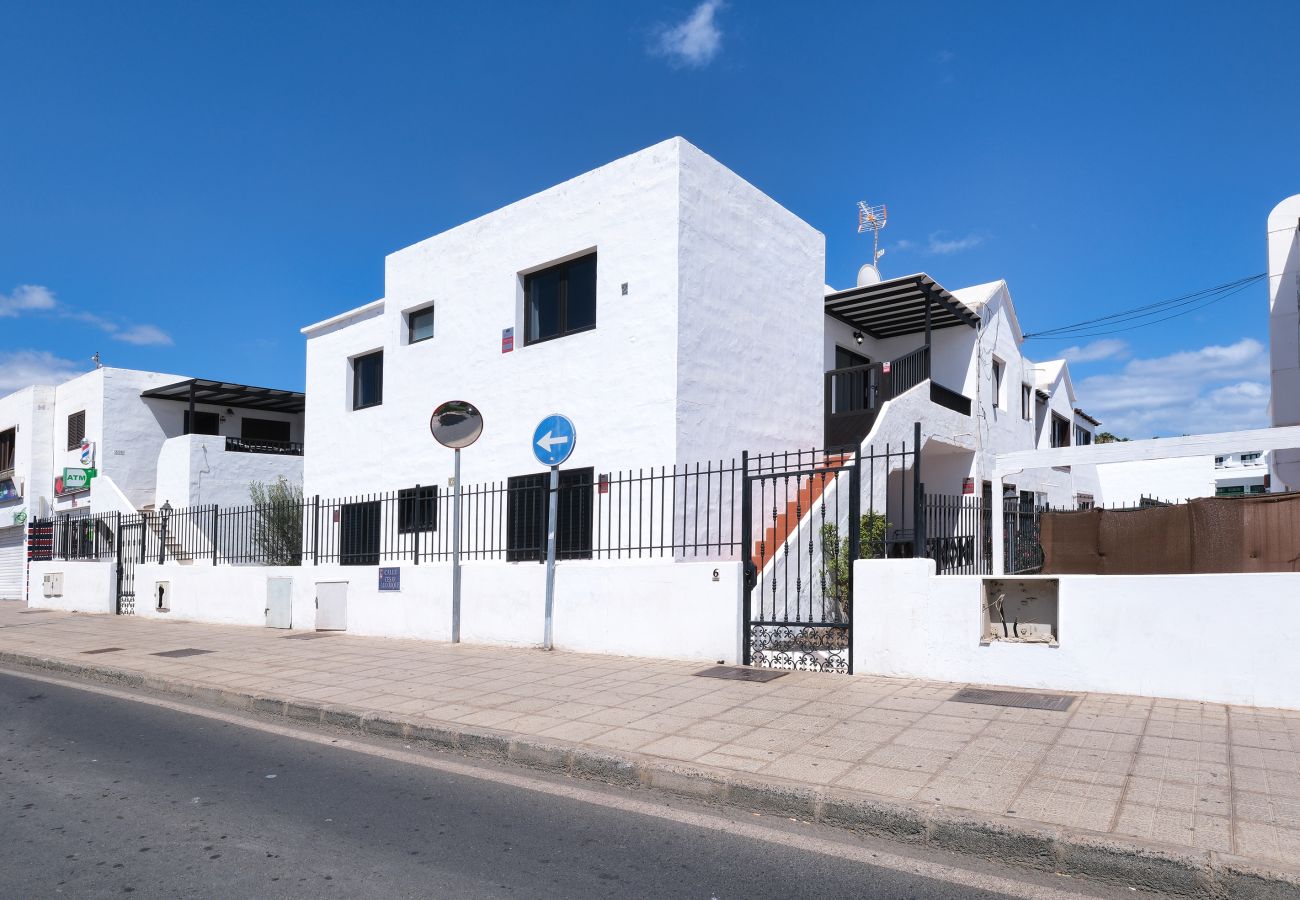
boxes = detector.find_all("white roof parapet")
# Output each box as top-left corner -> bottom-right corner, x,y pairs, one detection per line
993,425 -> 1300,476
301,298 -> 386,337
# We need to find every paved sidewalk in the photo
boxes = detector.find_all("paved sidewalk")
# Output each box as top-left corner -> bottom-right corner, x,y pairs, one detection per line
3,602 -> 1299,895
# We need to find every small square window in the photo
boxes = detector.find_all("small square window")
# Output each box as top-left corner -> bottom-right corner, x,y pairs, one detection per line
524,253 -> 597,345
352,351 -> 383,410
407,306 -> 434,344
67,410 -> 86,450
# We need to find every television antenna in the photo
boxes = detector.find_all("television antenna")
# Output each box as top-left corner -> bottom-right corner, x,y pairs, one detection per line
857,201 -> 888,266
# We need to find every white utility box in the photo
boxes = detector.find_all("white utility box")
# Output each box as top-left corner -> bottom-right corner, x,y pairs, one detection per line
265,577 -> 293,629
42,572 -> 63,597
315,582 -> 347,631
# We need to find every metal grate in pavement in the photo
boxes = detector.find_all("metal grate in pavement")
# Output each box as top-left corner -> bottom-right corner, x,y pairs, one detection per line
951,687 -> 1076,712
151,648 -> 216,658
694,665 -> 787,683
282,632 -> 338,640
82,647 -> 126,655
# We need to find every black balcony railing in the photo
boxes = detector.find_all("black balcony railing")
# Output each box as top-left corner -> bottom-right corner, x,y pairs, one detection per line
825,345 -> 972,448
224,436 -> 304,456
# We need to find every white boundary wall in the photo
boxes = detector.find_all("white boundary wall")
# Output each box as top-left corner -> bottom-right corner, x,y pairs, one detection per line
129,560 -> 742,664
27,560 -> 116,614
854,558 -> 1300,710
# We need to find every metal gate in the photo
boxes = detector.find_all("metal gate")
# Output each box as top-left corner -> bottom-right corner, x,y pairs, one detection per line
742,448 -> 860,673
116,515 -> 144,615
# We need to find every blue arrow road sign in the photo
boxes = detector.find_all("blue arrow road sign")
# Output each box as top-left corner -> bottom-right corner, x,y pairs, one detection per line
532,414 -> 576,467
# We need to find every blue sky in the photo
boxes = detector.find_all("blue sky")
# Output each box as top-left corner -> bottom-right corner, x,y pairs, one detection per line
2,1 -> 1297,437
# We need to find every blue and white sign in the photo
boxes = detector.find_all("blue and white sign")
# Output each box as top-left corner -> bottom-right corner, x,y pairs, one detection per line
532,414 -> 576,467
378,567 -> 401,592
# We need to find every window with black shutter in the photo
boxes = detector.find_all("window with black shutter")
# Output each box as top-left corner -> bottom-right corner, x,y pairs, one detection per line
506,467 -> 593,561
398,485 -> 438,534
67,411 -> 85,450
183,410 -> 220,435
339,500 -> 381,565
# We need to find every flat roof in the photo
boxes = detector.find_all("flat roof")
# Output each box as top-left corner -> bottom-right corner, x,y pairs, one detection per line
824,273 -> 980,340
141,379 -> 305,414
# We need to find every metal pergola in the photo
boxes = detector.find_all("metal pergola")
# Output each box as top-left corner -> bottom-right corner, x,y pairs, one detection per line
141,379 -> 305,432
823,273 -> 980,344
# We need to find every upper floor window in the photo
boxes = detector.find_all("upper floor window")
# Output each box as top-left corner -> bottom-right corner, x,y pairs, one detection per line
1021,384 -> 1031,420
1240,451 -> 1262,464
1050,414 -> 1071,448
525,253 -> 597,345
352,350 -> 383,410
991,357 -> 1005,409
183,410 -> 220,435
0,427 -> 14,473
67,411 -> 85,450
407,305 -> 435,344
1074,425 -> 1093,446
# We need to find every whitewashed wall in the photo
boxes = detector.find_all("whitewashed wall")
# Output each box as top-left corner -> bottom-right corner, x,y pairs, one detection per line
1096,456 -> 1216,505
26,560 -> 116,614
854,558 -> 1300,710
1268,195 -> 1300,490
131,559 -> 743,664
155,435 -> 304,508
303,138 -> 826,501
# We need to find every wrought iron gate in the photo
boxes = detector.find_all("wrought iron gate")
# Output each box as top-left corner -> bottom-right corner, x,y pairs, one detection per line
742,448 -> 860,673
116,515 -> 144,615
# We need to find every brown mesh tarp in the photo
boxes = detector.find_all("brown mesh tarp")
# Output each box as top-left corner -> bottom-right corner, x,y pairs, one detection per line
1041,492 -> 1300,574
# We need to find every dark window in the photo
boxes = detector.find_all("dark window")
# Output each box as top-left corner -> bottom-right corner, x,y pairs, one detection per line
339,500 -> 381,565
1021,385 -> 1031,420
67,411 -> 85,450
0,427 -> 14,473
398,485 -> 438,534
183,410 -> 221,435
353,351 -> 383,410
241,417 -> 291,443
991,359 -> 1004,409
1074,425 -> 1092,446
408,306 -> 435,344
1050,414 -> 1071,449
1241,452 -> 1262,463
524,253 -> 597,345
506,467 -> 594,561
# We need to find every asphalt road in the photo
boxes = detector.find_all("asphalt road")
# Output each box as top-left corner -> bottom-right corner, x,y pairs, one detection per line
0,670 -> 1101,899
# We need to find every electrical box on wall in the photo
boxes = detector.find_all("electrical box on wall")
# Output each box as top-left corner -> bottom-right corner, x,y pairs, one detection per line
155,581 -> 170,612
981,579 -> 1058,645
42,572 -> 63,597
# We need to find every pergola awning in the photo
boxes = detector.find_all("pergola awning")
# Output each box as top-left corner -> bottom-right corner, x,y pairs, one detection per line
824,273 -> 980,340
141,379 -> 305,414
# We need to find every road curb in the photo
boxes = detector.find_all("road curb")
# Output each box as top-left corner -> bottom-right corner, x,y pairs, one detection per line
4,648 -> 1299,899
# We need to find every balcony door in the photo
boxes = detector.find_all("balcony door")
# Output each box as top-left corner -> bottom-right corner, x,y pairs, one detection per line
833,346 -> 871,415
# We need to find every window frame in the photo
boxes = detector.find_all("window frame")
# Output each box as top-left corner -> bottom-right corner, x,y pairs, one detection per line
1021,384 -> 1031,420
183,409 -> 221,436
0,426 -> 15,474
397,485 -> 439,534
66,410 -> 86,450
991,357 -> 1005,409
1050,413 -> 1071,449
351,350 -> 384,411
523,252 -> 598,347
406,305 -> 435,345
505,467 -> 594,561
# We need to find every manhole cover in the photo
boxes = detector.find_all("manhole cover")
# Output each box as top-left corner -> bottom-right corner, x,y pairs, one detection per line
694,665 -> 787,683
951,687 -> 1076,712
82,647 -> 126,655
282,632 -> 338,640
151,648 -> 215,658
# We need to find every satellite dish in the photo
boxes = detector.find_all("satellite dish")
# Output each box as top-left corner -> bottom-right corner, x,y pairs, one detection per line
430,400 -> 484,449
856,263 -> 882,286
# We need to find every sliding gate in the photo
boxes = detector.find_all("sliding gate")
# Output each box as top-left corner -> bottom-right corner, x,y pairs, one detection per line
742,448 -> 860,673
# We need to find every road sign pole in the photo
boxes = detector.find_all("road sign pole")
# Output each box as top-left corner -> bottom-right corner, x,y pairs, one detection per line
543,463 -> 559,651
452,447 -> 463,643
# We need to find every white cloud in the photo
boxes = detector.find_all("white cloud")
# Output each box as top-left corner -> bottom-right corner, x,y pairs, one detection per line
927,233 -> 983,255
1075,338 -> 1270,436
936,49 -> 955,64
0,284 -> 57,317
0,350 -> 87,393
113,324 -> 174,346
1059,338 -> 1129,364
2,282 -> 172,346
651,0 -> 725,68
893,239 -> 915,251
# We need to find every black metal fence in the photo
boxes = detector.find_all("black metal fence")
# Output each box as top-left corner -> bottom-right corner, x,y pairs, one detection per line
30,458 -> 744,567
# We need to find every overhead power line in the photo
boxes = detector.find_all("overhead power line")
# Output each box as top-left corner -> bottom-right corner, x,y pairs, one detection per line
1022,273 -> 1267,341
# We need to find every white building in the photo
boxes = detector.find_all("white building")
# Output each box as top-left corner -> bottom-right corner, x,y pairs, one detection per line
1096,449 -> 1268,505
1269,194 -> 1300,491
302,137 -> 1099,566
0,367 -> 305,598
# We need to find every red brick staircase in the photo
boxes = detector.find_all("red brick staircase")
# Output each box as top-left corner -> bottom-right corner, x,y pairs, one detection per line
751,455 -> 848,570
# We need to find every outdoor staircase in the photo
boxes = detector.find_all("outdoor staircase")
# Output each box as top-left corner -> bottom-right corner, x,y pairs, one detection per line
751,455 -> 848,570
